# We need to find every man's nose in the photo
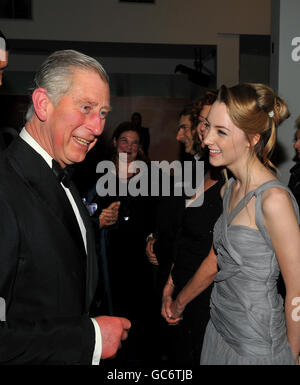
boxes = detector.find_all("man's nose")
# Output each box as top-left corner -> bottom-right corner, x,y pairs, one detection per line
88,113 -> 104,136
176,128 -> 185,142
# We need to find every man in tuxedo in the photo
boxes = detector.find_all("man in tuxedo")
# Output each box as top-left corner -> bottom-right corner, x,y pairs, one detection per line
0,49 -> 130,364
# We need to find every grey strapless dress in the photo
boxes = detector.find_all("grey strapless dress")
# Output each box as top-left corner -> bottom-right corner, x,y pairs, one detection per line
200,178 -> 299,365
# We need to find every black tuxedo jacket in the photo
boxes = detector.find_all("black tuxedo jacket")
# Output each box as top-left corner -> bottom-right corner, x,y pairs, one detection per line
0,137 -> 98,364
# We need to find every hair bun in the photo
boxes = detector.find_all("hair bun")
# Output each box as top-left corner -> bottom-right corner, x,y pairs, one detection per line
273,95 -> 290,126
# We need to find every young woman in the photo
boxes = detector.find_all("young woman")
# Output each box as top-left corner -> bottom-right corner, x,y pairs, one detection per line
168,83 -> 300,365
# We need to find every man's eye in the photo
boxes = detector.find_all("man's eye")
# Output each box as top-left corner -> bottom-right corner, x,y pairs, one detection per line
82,106 -> 91,113
100,110 -> 109,120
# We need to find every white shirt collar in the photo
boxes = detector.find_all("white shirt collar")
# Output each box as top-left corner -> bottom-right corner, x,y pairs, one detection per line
19,127 -> 53,168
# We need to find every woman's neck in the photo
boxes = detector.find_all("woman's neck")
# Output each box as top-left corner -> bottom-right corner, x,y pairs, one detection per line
229,156 -> 277,193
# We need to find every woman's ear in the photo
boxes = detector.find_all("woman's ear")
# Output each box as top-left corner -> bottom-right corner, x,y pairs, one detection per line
249,133 -> 261,147
31,88 -> 51,122
113,137 -> 117,148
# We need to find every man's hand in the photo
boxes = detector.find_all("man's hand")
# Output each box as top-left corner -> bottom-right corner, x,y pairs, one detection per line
99,201 -> 120,229
145,237 -> 159,266
95,316 -> 131,359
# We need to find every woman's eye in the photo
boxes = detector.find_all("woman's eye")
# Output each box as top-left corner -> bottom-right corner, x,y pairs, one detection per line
218,129 -> 227,136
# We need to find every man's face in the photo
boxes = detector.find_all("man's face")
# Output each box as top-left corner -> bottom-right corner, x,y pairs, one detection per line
176,114 -> 192,144
294,128 -> 300,159
0,50 -> 8,87
44,69 -> 111,168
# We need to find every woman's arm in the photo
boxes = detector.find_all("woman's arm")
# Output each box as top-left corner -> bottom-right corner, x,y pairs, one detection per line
262,187 -> 300,362
168,245 -> 218,321
161,266 -> 176,322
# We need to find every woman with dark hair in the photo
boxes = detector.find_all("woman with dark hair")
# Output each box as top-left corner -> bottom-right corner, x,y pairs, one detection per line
90,121 -> 156,365
159,91 -> 224,365
168,83 -> 300,365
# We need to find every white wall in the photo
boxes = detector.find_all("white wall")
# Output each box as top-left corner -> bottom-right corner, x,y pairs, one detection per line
1,0 -> 272,90
271,0 -> 300,184
0,0 -> 273,164
0,0 -> 271,44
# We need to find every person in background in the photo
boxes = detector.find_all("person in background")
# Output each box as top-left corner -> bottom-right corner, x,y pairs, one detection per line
147,91 -> 219,365
159,91 -> 224,366
168,83 -> 300,365
175,104 -> 197,162
147,92 -> 218,302
0,49 -> 130,364
91,121 -> 156,365
288,115 -> 300,207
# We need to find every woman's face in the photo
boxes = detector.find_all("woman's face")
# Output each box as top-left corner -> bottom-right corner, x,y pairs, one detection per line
203,101 -> 251,170
294,128 -> 300,159
196,104 -> 212,147
114,130 -> 140,163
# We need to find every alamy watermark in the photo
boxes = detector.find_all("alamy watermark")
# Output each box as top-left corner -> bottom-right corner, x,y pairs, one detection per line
292,297 -> 300,322
95,155 -> 204,208
291,37 -> 300,62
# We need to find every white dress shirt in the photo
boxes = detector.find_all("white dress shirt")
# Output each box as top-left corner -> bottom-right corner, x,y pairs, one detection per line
19,127 -> 102,365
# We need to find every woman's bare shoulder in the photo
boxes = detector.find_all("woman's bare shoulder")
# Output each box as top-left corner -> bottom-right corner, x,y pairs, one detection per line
261,185 -> 294,217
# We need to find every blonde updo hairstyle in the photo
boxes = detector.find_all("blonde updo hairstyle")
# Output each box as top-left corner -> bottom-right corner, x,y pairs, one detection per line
218,83 -> 290,172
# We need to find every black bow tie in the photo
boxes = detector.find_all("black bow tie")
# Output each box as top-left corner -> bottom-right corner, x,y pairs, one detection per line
52,159 -> 74,188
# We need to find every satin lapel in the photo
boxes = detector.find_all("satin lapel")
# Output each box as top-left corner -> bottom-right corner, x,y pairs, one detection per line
68,181 -> 98,311
7,137 -> 87,257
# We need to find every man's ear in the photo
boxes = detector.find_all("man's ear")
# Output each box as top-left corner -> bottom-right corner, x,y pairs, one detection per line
31,88 -> 51,122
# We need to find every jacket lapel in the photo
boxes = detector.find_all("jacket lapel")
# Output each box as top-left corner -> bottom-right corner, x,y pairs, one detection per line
68,181 -> 98,311
7,137 -> 87,259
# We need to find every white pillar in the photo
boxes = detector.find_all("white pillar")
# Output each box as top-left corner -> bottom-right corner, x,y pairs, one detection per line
271,0 -> 300,184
